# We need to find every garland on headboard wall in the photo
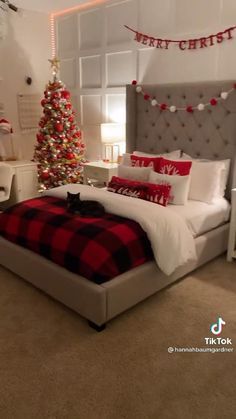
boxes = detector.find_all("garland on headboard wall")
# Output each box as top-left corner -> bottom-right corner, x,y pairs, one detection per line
125,25 -> 236,51
131,80 -> 236,113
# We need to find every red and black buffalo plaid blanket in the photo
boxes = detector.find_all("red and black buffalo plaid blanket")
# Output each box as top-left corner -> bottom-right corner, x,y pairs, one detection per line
0,196 -> 153,284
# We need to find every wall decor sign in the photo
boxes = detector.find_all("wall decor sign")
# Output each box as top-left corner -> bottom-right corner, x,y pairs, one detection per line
131,80 -> 236,113
124,25 -> 236,51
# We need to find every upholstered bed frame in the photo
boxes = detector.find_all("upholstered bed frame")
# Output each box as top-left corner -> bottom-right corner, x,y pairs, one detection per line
1,80 -> 236,330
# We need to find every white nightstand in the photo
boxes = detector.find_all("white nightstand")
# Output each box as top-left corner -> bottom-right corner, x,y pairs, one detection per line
83,161 -> 118,186
0,160 -> 39,210
227,188 -> 236,261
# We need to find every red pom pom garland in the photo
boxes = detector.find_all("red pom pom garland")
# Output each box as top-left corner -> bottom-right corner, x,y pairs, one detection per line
132,80 -> 236,113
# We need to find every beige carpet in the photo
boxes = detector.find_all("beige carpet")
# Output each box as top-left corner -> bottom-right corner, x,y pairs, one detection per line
0,256 -> 235,419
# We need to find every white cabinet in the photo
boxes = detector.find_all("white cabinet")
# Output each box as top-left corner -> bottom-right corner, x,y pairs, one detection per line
83,161 -> 118,186
0,161 -> 39,209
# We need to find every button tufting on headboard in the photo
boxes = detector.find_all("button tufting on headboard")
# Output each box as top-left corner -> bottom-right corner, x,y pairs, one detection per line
126,81 -> 236,199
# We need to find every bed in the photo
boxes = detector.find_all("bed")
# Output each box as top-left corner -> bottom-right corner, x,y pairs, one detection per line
0,80 -> 236,330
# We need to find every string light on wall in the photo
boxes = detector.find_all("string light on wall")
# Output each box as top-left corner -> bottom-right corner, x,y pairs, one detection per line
131,80 -> 236,113
50,0 -> 108,58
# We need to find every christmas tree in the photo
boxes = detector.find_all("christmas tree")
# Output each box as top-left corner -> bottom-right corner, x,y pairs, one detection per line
34,57 -> 86,190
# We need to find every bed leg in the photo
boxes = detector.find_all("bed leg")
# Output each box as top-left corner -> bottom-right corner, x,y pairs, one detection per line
88,321 -> 106,332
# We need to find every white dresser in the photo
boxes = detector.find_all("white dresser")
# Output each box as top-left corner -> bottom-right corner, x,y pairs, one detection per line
0,160 -> 39,209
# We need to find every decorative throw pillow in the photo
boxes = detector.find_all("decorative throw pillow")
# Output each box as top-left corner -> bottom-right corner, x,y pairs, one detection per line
188,160 -> 226,204
158,157 -> 192,176
180,152 -> 230,199
145,183 -> 171,207
130,154 -> 161,170
121,153 -> 132,166
107,176 -> 147,199
133,149 -> 181,158
149,171 -> 190,205
118,165 -> 151,182
107,176 -> 171,207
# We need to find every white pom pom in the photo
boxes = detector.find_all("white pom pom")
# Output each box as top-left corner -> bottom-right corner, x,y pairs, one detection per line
221,91 -> 228,100
136,86 -> 142,93
169,105 -> 176,113
197,103 -> 205,111
151,99 -> 157,106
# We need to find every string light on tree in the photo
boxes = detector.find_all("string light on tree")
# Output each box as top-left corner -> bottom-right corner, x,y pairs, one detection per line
34,58 -> 86,190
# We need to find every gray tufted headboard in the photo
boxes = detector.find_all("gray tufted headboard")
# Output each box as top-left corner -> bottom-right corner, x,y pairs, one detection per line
126,80 -> 236,199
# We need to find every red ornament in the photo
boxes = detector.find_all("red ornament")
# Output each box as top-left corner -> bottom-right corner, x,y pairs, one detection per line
132,80 -> 137,85
61,90 -> 71,100
65,103 -> 72,109
144,94 -> 150,100
55,123 -> 64,132
52,92 -> 60,99
66,152 -> 75,160
210,98 -> 217,106
68,116 -> 74,122
37,133 -> 44,143
41,99 -> 47,107
41,171 -> 50,180
160,103 -> 167,110
186,105 -> 193,113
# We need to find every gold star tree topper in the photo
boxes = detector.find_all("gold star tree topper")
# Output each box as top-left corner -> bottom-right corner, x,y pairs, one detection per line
48,57 -> 60,76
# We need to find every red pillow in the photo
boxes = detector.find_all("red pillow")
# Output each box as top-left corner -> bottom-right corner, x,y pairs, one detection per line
159,157 -> 192,176
144,183 -> 171,207
107,176 -> 171,207
131,155 -> 161,171
107,176 -> 147,199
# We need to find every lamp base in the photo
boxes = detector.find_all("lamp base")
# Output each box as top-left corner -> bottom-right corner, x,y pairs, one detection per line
104,143 -> 120,163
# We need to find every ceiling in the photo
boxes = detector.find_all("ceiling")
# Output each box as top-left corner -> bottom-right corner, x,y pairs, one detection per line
13,0 -> 91,14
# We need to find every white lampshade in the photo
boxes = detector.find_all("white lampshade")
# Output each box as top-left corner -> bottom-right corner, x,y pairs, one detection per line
101,123 -> 126,163
101,123 -> 125,144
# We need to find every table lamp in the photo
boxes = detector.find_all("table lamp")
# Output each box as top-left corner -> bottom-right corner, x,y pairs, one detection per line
101,123 -> 125,163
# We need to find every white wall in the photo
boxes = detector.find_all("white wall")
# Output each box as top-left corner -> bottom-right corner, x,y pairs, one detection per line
0,9 -> 51,160
53,0 -> 236,159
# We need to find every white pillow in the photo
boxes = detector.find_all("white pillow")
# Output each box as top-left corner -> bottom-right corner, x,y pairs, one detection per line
181,153 -> 230,199
133,149 -> 181,158
118,165 -> 151,182
189,160 -> 226,204
121,153 -> 132,166
121,150 -> 181,166
149,171 -> 190,205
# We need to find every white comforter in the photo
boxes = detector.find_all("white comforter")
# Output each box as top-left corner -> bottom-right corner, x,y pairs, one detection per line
44,184 -> 197,275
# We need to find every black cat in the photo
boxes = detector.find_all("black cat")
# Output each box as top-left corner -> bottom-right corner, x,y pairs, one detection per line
67,191 -> 105,217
